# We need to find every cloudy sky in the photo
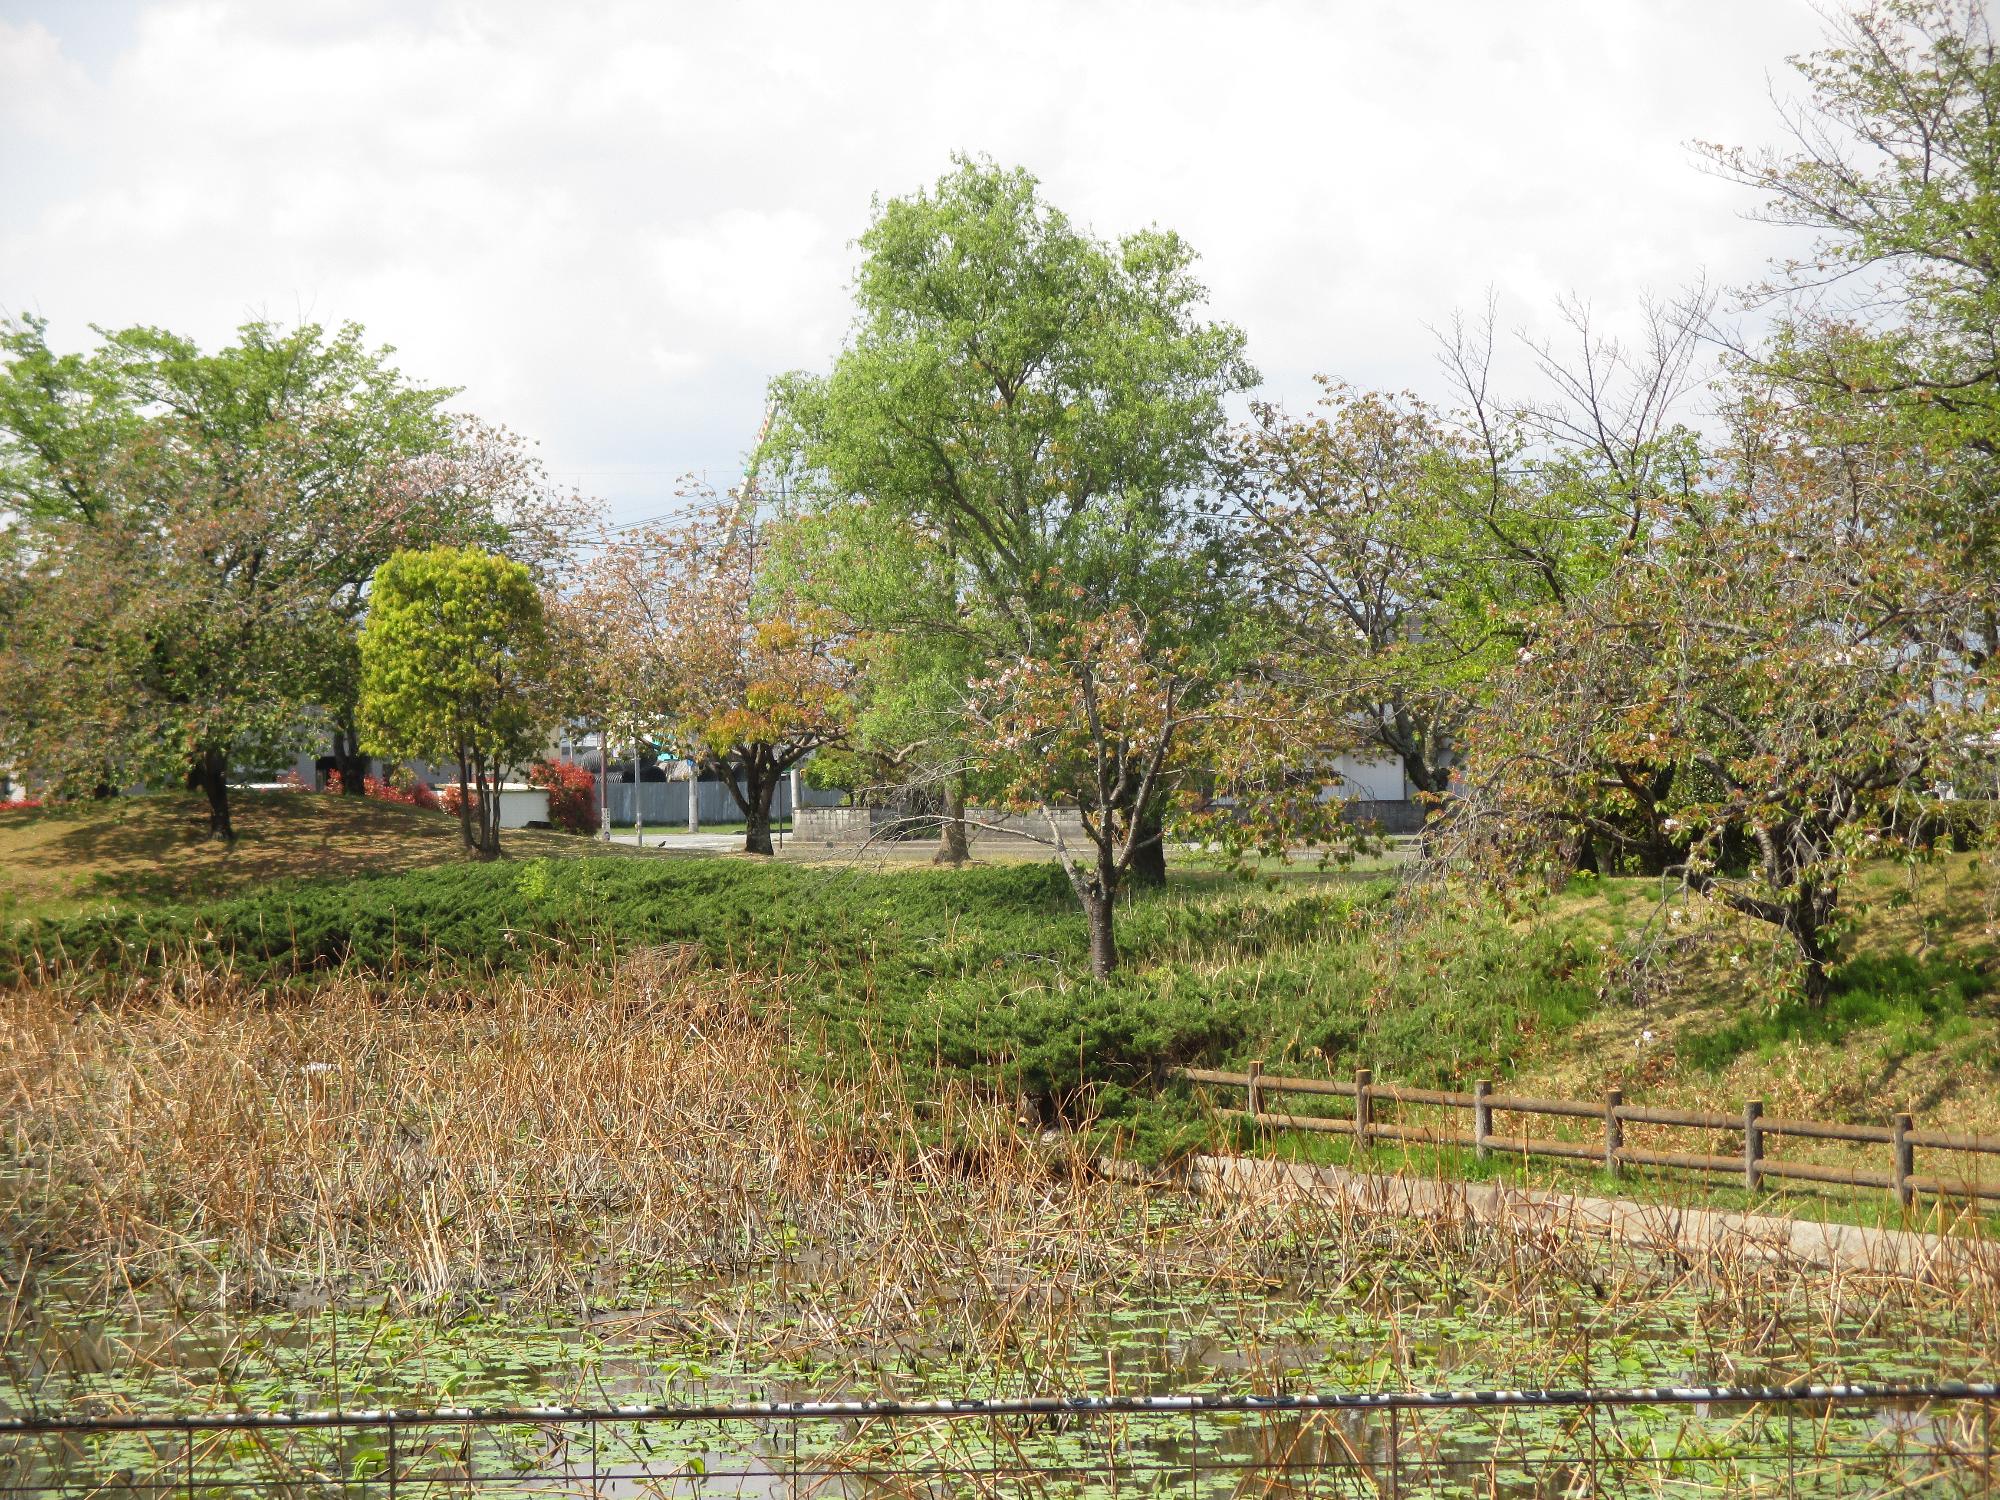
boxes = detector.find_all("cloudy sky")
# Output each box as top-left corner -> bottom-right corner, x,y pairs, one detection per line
2,1 -> 1824,524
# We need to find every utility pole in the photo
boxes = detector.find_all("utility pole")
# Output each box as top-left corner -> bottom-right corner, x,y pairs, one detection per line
633,747 -> 644,848
687,756 -> 699,833
597,725 -> 610,841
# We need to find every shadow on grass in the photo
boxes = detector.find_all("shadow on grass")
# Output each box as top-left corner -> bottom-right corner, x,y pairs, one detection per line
1681,950 -> 1994,1071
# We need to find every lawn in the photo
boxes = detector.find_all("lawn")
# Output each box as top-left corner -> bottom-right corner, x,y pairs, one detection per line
0,791 -> 620,924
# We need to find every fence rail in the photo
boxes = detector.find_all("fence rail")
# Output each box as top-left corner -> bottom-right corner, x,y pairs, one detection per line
1182,1064 -> 2000,1207
8,1382 -> 1996,1496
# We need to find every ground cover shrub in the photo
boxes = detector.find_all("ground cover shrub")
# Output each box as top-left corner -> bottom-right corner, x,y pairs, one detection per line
0,858 -> 1083,986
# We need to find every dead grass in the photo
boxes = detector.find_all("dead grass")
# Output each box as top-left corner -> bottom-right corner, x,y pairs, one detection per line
0,792 -> 628,923
5,952 -> 1996,1427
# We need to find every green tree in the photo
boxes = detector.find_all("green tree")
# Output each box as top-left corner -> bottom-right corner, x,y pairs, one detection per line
0,434 -> 335,831
358,546 -> 560,859
763,499 -> 987,860
0,317 -> 488,826
770,158 -> 1254,946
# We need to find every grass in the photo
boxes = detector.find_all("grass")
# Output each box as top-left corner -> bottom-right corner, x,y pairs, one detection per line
0,791 -> 612,924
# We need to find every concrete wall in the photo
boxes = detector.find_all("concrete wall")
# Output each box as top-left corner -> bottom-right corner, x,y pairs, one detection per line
1337,797 -> 1426,835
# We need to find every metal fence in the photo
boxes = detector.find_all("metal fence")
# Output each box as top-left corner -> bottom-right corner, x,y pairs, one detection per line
1184,1065 -> 2000,1208
6,1382 -> 1995,1496
604,781 -> 782,829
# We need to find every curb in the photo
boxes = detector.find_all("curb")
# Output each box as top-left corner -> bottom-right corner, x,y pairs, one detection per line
1099,1152 -> 2000,1279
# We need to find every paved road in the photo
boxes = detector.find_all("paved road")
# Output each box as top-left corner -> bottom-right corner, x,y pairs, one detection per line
604,830 -> 750,854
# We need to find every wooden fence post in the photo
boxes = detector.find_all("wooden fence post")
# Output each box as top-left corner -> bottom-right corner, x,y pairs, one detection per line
1604,1089 -> 1623,1178
1354,1068 -> 1372,1152
1894,1112 -> 1916,1209
1474,1081 -> 1492,1162
1246,1060 -> 1263,1122
1744,1099 -> 1764,1192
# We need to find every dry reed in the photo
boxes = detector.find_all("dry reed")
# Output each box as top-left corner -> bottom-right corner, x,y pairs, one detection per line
3,951 -> 1995,1409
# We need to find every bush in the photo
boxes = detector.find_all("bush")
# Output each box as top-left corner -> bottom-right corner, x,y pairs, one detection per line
528,759 -> 597,834
283,767 -> 440,809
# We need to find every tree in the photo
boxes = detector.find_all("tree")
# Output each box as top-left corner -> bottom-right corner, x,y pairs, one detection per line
1701,0 -> 2000,662
0,317 -> 496,830
574,497 -> 851,856
358,546 -> 560,859
0,425 -> 370,839
1460,415 -> 1979,1003
978,604 -> 1353,977
771,157 -> 1253,942
1234,382 -> 1484,807
761,497 -> 987,861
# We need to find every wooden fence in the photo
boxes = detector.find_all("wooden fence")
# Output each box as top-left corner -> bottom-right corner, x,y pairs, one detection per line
1180,1065 -> 2000,1207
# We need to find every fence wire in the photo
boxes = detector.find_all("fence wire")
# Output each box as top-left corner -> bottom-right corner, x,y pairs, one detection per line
4,1381 -> 1995,1497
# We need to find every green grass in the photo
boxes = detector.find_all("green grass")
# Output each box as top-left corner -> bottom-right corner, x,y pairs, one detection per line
1680,949 -> 1995,1071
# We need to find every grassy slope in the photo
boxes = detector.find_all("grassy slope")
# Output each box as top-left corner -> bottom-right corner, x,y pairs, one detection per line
0,791 -> 621,923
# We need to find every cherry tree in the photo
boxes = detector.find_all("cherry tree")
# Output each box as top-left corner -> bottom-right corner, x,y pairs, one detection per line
574,495 -> 851,855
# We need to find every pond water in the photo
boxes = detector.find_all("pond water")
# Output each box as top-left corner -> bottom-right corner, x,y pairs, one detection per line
7,1191 -> 1994,1494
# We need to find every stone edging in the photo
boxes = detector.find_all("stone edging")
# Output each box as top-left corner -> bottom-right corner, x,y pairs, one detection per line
1099,1153 -> 2000,1280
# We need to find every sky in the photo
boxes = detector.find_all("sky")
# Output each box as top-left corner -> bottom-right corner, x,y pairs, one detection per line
1,0 -> 1826,526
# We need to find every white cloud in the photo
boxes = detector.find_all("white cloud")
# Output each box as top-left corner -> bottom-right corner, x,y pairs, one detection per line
1,0 -> 1821,519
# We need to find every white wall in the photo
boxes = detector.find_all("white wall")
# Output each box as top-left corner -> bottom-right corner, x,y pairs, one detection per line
1329,752 -> 1408,803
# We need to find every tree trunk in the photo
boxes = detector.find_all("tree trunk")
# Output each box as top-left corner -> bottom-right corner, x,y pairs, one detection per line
935,772 -> 970,865
196,748 -> 234,842
475,752 -> 502,860
1128,799 -> 1167,888
1084,889 -> 1117,978
454,744 -> 478,854
1793,886 -> 1835,1005
335,724 -> 368,796
743,759 -> 776,856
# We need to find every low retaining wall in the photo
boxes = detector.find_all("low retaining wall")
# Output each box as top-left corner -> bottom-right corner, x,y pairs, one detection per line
1100,1153 -> 2000,1280
1337,798 -> 1426,835
795,802 -> 1424,845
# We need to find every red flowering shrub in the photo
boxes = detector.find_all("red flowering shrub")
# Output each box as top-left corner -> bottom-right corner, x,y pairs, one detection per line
324,768 -> 440,809
528,758 -> 597,834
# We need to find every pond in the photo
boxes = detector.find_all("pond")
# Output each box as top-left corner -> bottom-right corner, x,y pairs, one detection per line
9,1186 -> 1993,1495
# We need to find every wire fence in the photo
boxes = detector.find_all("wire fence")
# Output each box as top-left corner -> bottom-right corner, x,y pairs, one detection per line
5,1381 -> 1996,1497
